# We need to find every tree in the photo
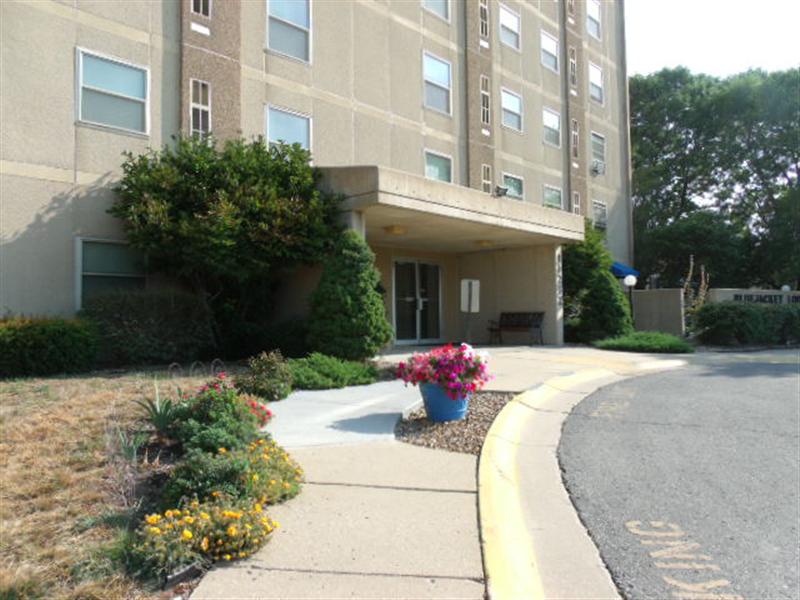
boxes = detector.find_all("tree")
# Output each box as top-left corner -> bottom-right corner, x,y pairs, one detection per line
630,67 -> 800,289
563,222 -> 633,342
110,136 -> 341,351
307,230 -> 393,360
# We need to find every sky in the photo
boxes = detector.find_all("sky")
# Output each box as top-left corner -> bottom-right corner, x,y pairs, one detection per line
625,0 -> 800,77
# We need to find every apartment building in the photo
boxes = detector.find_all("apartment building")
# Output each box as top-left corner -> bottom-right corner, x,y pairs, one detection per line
0,0 -> 633,346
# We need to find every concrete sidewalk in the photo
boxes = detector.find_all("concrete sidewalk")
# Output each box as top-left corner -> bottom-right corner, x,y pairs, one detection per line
191,346 -> 686,599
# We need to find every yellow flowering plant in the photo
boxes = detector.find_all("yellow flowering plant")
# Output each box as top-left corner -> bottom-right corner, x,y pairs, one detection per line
135,495 -> 280,576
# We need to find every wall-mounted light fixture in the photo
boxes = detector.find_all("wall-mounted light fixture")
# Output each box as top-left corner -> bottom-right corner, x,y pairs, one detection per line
383,225 -> 407,236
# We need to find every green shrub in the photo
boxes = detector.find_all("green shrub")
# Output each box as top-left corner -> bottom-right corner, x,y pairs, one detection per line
162,439 -> 303,508
235,351 -> 293,402
80,290 -> 214,367
288,353 -> 378,390
572,269 -> 633,342
563,223 -> 633,342
170,375 -> 260,454
593,331 -> 695,353
307,230 -> 393,360
0,317 -> 98,377
696,302 -> 800,345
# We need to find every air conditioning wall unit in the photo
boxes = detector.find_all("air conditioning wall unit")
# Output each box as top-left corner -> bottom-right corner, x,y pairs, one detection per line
590,160 -> 606,176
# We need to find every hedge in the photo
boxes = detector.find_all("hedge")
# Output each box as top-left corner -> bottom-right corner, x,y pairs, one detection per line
0,317 -> 98,377
695,301 -> 800,346
593,331 -> 694,353
80,290 -> 214,366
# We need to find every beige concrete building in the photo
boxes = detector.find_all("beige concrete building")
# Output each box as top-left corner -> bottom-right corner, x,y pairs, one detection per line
1,0 -> 633,346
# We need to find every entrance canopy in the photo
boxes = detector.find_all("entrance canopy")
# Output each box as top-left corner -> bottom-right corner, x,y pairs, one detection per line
611,261 -> 639,278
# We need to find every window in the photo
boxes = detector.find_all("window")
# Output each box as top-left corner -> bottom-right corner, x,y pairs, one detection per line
567,0 -> 576,16
571,119 -> 579,159
503,174 -> 524,200
591,132 -> 606,163
267,106 -> 310,149
423,0 -> 449,21
481,164 -> 492,193
572,191 -> 581,215
192,0 -> 211,17
592,199 -> 608,229
480,75 -> 491,126
586,0 -> 601,39
501,89 -> 522,131
268,0 -> 310,62
543,185 -> 562,209
423,52 -> 452,114
479,0 -> 490,39
569,47 -> 578,87
589,62 -> 604,103
542,108 -> 560,147
540,31 -> 558,72
425,151 -> 452,182
498,4 -> 520,50
190,79 -> 211,135
78,239 -> 145,308
77,49 -> 148,134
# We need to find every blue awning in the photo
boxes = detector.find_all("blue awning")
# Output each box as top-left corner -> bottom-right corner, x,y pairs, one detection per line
611,261 -> 640,278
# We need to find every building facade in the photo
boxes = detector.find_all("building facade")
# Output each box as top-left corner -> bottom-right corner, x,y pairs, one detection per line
0,0 -> 633,346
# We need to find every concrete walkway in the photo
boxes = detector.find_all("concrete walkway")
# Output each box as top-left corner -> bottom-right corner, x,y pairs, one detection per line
191,346 -> 685,599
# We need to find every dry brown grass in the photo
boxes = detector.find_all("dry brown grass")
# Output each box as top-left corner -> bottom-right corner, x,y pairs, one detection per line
0,368 -> 219,599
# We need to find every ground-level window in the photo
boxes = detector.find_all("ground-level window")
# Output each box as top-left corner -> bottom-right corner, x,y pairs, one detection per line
267,106 -> 310,149
425,150 -> 452,182
592,199 -> 608,229
501,88 -> 523,131
481,163 -> 493,193
78,49 -> 148,134
543,185 -> 562,209
77,239 -> 145,308
503,173 -> 524,200
190,79 -> 211,135
268,0 -> 311,62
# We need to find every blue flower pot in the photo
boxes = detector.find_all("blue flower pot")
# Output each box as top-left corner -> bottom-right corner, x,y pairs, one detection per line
420,383 -> 470,422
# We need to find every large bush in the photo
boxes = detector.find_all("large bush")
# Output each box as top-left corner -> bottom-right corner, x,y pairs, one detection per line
563,224 -> 633,342
307,230 -> 393,360
288,353 -> 378,390
0,317 -> 97,377
80,290 -> 213,366
695,302 -> 800,346
110,137 -> 341,352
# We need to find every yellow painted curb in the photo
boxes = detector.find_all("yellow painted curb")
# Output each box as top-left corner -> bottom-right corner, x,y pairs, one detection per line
478,368 -> 618,600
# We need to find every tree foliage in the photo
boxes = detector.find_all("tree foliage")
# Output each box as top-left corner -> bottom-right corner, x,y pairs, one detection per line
307,230 -> 393,360
563,222 -> 633,342
110,136 -> 341,352
630,67 -> 800,288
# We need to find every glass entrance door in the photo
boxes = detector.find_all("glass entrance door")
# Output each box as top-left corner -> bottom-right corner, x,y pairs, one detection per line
394,261 -> 441,343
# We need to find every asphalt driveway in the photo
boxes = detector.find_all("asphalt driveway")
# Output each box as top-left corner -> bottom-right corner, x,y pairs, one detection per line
559,350 -> 800,600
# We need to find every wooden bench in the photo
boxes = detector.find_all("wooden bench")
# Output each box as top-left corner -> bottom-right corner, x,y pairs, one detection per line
488,312 -> 545,345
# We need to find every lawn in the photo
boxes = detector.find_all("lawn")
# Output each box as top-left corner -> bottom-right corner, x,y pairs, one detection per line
0,368 -> 218,599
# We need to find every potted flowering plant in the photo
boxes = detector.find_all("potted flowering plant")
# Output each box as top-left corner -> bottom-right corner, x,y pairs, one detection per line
396,343 -> 492,422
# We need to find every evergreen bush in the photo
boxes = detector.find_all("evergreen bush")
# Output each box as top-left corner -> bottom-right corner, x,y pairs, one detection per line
0,317 -> 98,377
307,230 -> 393,360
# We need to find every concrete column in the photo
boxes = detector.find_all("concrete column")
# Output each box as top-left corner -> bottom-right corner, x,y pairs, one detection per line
534,244 -> 564,345
339,210 -> 366,237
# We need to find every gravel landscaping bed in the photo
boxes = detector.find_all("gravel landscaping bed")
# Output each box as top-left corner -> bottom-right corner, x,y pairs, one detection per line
395,391 -> 516,455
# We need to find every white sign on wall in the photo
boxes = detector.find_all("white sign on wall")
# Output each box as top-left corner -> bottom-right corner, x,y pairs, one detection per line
460,279 -> 480,313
